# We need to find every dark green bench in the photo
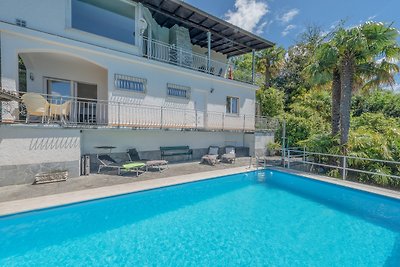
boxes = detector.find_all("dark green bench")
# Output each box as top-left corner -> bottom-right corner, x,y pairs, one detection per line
160,146 -> 193,160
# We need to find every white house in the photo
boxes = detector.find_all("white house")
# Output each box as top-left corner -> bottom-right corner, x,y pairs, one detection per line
0,0 -> 275,186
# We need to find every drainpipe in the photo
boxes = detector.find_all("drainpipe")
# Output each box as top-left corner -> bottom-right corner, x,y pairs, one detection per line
251,49 -> 256,84
207,31 -> 211,73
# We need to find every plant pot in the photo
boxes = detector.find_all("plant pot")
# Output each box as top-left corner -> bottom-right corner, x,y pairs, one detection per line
34,170 -> 68,184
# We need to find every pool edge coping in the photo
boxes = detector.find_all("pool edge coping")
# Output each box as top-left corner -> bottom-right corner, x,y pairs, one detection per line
0,166 -> 252,217
268,167 -> 400,200
1,166 -> 400,217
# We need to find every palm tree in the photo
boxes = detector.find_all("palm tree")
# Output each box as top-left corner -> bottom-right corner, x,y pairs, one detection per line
306,42 -> 341,136
308,22 -> 400,151
255,46 -> 285,89
332,22 -> 400,150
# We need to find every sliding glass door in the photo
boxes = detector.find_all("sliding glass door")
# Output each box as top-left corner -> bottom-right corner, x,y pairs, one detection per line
47,79 -> 73,103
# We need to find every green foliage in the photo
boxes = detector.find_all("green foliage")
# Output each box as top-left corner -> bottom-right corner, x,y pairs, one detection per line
299,133 -> 339,154
352,90 -> 400,118
290,90 -> 332,122
257,87 -> 285,117
235,21 -> 400,188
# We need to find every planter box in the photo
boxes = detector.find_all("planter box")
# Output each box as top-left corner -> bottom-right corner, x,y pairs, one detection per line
34,171 -> 68,184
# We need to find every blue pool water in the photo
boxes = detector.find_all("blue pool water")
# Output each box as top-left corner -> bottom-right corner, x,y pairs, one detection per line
1,170 -> 400,266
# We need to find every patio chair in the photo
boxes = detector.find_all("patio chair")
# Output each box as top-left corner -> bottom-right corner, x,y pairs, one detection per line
49,101 -> 72,123
21,93 -> 50,123
97,154 -> 145,176
128,148 -> 168,172
221,146 -> 236,163
201,146 -> 220,166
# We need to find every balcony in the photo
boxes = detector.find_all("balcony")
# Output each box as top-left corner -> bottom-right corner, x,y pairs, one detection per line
142,37 -> 254,84
0,91 -> 277,132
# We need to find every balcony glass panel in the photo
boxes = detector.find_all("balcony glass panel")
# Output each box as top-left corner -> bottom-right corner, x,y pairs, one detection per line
72,0 -> 135,45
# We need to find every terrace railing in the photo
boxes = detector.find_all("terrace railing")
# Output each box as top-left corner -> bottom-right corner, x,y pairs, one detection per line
0,92 -> 274,132
283,149 -> 400,189
142,37 -> 254,84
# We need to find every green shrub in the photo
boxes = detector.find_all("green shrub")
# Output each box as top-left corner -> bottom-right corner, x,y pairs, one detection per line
257,87 -> 285,117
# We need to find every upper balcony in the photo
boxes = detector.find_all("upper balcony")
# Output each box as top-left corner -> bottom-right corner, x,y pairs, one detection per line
135,0 -> 274,84
66,0 -> 274,85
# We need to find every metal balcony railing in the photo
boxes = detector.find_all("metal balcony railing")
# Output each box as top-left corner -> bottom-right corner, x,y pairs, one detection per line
283,148 -> 400,189
0,92 -> 275,132
142,37 -> 254,84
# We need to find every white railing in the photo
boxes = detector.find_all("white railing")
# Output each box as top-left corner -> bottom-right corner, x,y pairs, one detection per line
1,92 -> 271,132
142,37 -> 254,84
283,149 -> 400,188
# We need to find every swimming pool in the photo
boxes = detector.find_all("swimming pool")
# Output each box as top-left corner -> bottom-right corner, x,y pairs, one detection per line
1,170 -> 399,266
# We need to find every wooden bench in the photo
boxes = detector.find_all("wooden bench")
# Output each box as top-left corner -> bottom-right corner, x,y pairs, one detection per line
160,146 -> 193,161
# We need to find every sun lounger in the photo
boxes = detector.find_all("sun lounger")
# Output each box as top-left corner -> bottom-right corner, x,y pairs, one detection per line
128,148 -> 168,172
221,146 -> 236,163
97,154 -> 145,176
122,162 -> 146,176
201,146 -> 220,166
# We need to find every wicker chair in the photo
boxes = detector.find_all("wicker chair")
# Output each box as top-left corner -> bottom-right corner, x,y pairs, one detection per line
50,101 -> 72,123
21,93 -> 50,123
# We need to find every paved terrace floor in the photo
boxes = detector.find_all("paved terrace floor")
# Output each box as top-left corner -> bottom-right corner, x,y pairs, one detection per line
0,157 -> 257,203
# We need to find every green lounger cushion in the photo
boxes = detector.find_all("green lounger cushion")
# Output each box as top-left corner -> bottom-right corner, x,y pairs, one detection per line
123,162 -> 146,170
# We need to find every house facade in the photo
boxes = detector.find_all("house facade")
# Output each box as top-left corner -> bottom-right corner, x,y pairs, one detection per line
0,0 -> 275,186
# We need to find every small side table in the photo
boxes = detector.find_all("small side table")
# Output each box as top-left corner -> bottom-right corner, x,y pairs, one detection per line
95,146 -> 116,154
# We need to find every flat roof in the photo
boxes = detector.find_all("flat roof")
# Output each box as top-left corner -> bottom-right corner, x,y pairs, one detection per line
135,0 -> 275,57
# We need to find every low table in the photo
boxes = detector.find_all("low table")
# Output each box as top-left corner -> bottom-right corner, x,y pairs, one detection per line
146,160 -> 168,172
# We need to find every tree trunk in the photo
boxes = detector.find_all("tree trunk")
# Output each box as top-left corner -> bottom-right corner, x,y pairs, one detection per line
331,69 -> 341,136
340,57 -> 354,151
264,61 -> 272,89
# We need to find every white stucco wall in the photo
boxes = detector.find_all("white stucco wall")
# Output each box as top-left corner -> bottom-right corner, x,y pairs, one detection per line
81,129 -> 247,154
0,126 -> 80,166
21,52 -> 108,101
0,26 -> 257,119
0,0 -> 141,55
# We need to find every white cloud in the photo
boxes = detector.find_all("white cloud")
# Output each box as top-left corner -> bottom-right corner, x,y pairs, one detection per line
225,0 -> 269,33
278,9 -> 299,24
282,24 -> 296,36
255,21 -> 268,35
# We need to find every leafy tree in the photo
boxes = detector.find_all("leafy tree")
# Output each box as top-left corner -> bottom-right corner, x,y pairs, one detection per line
255,46 -> 285,89
256,87 -> 284,117
352,89 -> 400,118
332,22 -> 400,149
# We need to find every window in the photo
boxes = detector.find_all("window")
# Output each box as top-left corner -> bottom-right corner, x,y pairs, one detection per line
47,79 -> 73,103
167,83 -> 191,99
226,97 -> 239,114
71,0 -> 136,45
115,74 -> 147,93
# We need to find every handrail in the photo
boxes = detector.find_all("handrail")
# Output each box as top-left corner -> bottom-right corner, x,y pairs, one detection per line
288,149 -> 400,165
142,37 -> 254,84
284,148 -> 400,182
0,91 -> 275,132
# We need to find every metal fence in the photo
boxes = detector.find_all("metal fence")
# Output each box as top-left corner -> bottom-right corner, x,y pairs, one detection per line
142,37 -> 254,84
0,91 -> 276,132
283,148 -> 400,189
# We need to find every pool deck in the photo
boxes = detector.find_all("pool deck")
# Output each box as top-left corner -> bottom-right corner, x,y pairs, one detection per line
0,159 -> 399,217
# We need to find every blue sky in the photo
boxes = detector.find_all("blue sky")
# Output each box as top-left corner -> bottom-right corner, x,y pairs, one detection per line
186,0 -> 400,47
186,0 -> 400,90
